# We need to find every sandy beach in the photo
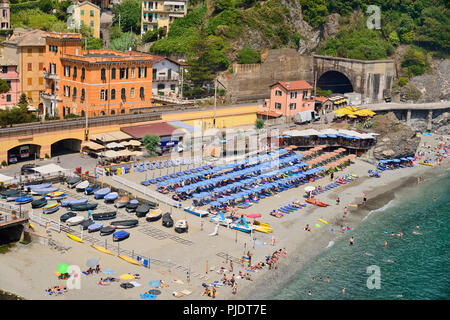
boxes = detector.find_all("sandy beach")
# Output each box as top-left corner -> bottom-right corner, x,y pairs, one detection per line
0,133 -> 448,300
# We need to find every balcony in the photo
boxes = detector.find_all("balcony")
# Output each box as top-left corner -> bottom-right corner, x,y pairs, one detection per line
40,92 -> 62,101
153,75 -> 180,82
43,72 -> 59,80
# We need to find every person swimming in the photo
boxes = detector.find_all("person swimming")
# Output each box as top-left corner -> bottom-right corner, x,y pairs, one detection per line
363,251 -> 374,256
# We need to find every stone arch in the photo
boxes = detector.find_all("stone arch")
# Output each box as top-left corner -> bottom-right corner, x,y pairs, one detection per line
7,144 -> 41,164
317,70 -> 354,94
50,138 -> 82,157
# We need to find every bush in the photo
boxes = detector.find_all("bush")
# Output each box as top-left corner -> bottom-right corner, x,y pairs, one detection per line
398,77 -> 409,86
238,47 -> 261,64
255,119 -> 265,129
401,46 -> 429,78
1,160 -> 7,167
45,154 -> 50,159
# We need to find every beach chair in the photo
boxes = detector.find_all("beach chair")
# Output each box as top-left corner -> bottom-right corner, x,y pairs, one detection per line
142,259 -> 149,268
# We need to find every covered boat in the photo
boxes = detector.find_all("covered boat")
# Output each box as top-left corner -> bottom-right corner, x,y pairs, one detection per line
100,225 -> 116,236
60,211 -> 77,223
145,209 -> 162,222
115,195 -> 129,208
135,204 -> 150,217
75,180 -> 89,192
26,183 -> 52,191
80,219 -> 95,230
6,192 -> 22,201
184,207 -> 209,218
15,196 -> 33,205
31,187 -> 59,195
88,222 -> 103,233
146,200 -> 158,209
92,211 -> 117,221
113,230 -> 130,242
110,219 -> 138,229
174,220 -> 188,233
31,197 -> 47,208
1,189 -> 20,198
85,184 -> 100,195
61,198 -> 88,207
66,216 -> 85,226
67,176 -> 81,189
104,192 -> 118,203
43,202 -> 60,214
125,199 -> 139,213
94,187 -> 110,199
70,202 -> 98,211
162,212 -> 173,228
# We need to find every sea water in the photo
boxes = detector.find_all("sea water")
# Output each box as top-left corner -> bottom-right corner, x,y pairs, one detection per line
270,171 -> 450,300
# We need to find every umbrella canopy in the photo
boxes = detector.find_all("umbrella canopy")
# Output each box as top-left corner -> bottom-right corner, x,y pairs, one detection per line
103,269 -> 115,274
148,289 -> 161,295
86,257 -> 99,268
120,274 -> 135,281
57,264 -> 69,274
247,213 -> 262,219
149,280 -> 161,287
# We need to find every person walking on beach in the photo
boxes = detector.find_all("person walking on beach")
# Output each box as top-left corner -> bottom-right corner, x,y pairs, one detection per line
230,260 -> 233,273
232,281 -> 237,295
344,206 -> 348,215
271,236 -> 276,246
330,172 -> 334,181
336,197 -> 340,205
362,193 -> 367,206
212,285 -> 216,299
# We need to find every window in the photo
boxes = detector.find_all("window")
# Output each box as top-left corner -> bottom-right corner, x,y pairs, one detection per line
27,78 -> 32,86
39,77 -> 43,85
64,66 -> 71,77
100,89 -> 105,100
171,84 -> 176,92
65,86 -> 71,97
81,110 -> 85,117
139,67 -> 145,78
111,110 -> 115,115
27,91 -> 32,99
73,87 -> 77,98
49,45 -> 58,53
130,68 -> 135,78
38,48 -> 44,56
27,63 -> 32,71
27,48 -> 32,56
121,88 -> 126,99
81,68 -> 85,79
152,68 -> 156,79
1,66 -> 7,73
290,91 -> 297,99
274,102 -> 282,109
80,9 -> 84,16
90,20 -> 94,27
157,83 -> 165,91
289,103 -> 296,110
81,89 -> 85,100
130,87 -> 135,98
275,90 -> 282,96
121,109 -> 125,114
6,94 -> 11,102
111,68 -> 116,80
73,66 -> 77,78
101,68 -> 106,80
6,80 -> 11,88
139,87 -> 144,99
111,89 -> 116,100
90,10 -> 94,17
120,68 -> 126,79
302,90 -> 308,99
39,62 -> 44,71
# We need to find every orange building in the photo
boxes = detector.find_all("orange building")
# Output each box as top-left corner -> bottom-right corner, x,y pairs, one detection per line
42,32 -> 154,119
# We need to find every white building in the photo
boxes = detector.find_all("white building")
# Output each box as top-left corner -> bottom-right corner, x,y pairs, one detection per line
152,56 -> 187,99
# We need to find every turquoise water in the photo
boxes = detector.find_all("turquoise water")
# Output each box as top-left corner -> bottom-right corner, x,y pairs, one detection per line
272,171 -> 450,300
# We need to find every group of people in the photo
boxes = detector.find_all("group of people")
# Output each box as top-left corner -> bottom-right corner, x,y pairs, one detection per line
85,264 -> 101,275
45,285 -> 67,295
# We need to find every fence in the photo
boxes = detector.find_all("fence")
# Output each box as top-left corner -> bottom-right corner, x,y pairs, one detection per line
28,210 -> 60,233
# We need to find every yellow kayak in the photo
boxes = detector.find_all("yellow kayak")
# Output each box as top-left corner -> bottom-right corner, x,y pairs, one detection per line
91,244 -> 114,255
47,191 -> 64,197
254,221 -> 271,228
67,233 -> 84,243
318,219 -> 329,224
418,162 -> 434,166
118,255 -> 140,266
254,226 -> 273,233
43,201 -> 58,209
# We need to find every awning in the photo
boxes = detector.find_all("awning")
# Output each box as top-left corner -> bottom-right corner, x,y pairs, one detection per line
106,142 -> 124,149
116,149 -> 133,157
91,133 -> 117,144
98,150 -> 122,158
129,140 -> 142,147
82,141 -> 105,151
164,1 -> 185,5
106,131 -> 132,141
33,163 -> 69,175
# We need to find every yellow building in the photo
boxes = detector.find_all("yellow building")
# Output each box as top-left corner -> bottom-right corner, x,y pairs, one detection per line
1,29 -> 47,109
141,0 -> 188,34
74,1 -> 101,39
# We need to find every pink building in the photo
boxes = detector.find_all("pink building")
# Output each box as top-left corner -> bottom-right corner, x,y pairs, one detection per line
268,80 -> 316,121
0,64 -> 20,107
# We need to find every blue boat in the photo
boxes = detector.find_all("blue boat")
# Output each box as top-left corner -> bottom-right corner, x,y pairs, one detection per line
85,184 -> 100,195
94,187 -> 110,199
43,203 -> 60,214
31,187 -> 59,195
45,193 -> 68,200
104,192 -> 118,202
15,196 -> 33,204
88,222 -> 103,233
113,230 -> 130,242
26,183 -> 52,191
61,198 -> 89,207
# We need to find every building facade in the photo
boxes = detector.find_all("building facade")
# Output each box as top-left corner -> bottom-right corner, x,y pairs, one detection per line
268,80 -> 315,120
1,29 -> 46,109
42,32 -> 154,119
0,0 -> 9,30
141,0 -> 188,34
73,1 -> 101,38
0,63 -> 19,107
151,56 -> 185,98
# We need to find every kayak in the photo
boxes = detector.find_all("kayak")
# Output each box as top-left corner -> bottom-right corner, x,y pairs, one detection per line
91,244 -> 114,255
45,192 -> 67,200
117,255 -> 140,265
66,216 -> 85,226
67,233 -> 84,243
15,196 -> 33,205
113,231 -> 130,242
306,198 -> 329,207
43,202 -> 60,214
75,180 -> 89,192
61,198 -> 88,207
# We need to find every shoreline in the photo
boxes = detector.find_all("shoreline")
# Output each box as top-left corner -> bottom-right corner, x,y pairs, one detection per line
235,163 -> 449,300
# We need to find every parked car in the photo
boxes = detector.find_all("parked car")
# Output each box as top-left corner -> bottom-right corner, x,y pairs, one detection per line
21,164 -> 37,175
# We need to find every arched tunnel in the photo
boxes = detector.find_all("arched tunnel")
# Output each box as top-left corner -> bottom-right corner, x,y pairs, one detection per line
317,71 -> 354,94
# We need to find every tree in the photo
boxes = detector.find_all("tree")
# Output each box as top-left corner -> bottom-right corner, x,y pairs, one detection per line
238,47 -> 261,64
109,32 -> 136,52
255,119 -> 265,129
142,134 -> 160,157
0,79 -> 10,95
299,0 -> 329,28
112,0 -> 141,33
38,0 -> 54,14
18,93 -> 28,108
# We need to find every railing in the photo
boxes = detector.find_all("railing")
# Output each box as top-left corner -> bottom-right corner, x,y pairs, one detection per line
43,72 -> 59,80
28,210 -> 60,232
154,75 -> 180,81
40,92 -> 61,101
